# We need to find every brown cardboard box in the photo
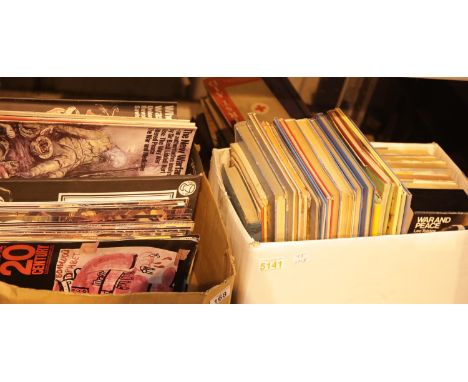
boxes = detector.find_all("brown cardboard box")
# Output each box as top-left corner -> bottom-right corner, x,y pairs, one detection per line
0,175 -> 236,303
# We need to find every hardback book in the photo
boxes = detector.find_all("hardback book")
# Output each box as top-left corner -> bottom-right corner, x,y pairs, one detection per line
235,120 -> 287,242
221,164 -> 262,241
328,109 -> 411,236
201,96 -> 234,145
230,142 -> 270,241
246,114 -> 297,241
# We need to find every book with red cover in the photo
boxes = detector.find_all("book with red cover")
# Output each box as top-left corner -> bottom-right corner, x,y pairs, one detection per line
203,78 -> 310,144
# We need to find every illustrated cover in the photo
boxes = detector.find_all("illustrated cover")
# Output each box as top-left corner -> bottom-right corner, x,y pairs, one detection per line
0,97 -> 177,119
0,238 -> 198,293
0,113 -> 196,178
203,78 -> 310,127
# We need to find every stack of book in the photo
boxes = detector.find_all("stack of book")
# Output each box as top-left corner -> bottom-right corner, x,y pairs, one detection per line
222,108 -> 412,242
373,142 -> 465,190
0,98 -> 200,295
372,142 -> 468,233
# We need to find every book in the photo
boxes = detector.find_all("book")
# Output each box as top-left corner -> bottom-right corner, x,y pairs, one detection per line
307,118 -> 358,238
328,108 -> 408,236
223,109 -> 414,243
273,118 -> 327,239
221,164 -> 262,241
235,121 -> 286,241
246,114 -> 297,241
314,113 -> 375,237
202,96 -> 234,144
262,120 -> 312,241
230,142 -> 270,241
276,118 -> 334,239
199,97 -> 225,148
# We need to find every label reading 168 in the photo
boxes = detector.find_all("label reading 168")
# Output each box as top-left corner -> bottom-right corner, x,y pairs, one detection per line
210,286 -> 231,304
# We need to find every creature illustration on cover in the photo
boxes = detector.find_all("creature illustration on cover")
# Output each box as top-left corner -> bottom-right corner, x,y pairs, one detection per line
0,122 -> 129,179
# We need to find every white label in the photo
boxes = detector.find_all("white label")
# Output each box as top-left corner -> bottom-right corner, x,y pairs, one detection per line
58,190 -> 178,202
259,258 -> 285,272
293,253 -> 311,265
178,181 -> 196,196
210,286 -> 231,304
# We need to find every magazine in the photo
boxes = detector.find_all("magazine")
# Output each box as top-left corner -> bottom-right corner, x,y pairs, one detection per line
0,97 -> 177,119
0,238 -> 198,293
0,111 -> 196,178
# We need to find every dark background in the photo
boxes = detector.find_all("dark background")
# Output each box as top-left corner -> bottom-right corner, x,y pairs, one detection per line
1,77 -> 466,173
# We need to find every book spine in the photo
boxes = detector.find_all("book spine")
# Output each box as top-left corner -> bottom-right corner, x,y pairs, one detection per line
203,79 -> 244,125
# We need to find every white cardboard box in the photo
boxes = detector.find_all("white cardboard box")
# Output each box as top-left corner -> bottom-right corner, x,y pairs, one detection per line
209,148 -> 468,303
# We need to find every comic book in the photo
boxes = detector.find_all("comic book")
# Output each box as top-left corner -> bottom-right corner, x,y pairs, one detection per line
0,238 -> 198,293
0,97 -> 177,119
0,199 -> 192,223
0,111 -> 196,178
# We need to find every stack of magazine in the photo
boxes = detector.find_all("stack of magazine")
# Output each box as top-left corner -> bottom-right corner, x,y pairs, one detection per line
222,108 -> 412,242
0,98 -> 199,295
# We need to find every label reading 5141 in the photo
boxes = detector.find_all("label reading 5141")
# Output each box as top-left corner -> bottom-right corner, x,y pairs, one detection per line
259,258 -> 285,272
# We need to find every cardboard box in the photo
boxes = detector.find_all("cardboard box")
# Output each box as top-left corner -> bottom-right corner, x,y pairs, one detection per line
210,148 -> 468,304
0,175 -> 236,303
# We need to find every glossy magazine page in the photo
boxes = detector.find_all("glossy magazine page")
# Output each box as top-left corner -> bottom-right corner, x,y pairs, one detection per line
0,238 -> 198,294
0,112 -> 196,178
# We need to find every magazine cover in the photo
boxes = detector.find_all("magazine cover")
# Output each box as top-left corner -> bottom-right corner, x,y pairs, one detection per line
0,97 -> 177,119
0,113 -> 196,178
0,238 -> 198,293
